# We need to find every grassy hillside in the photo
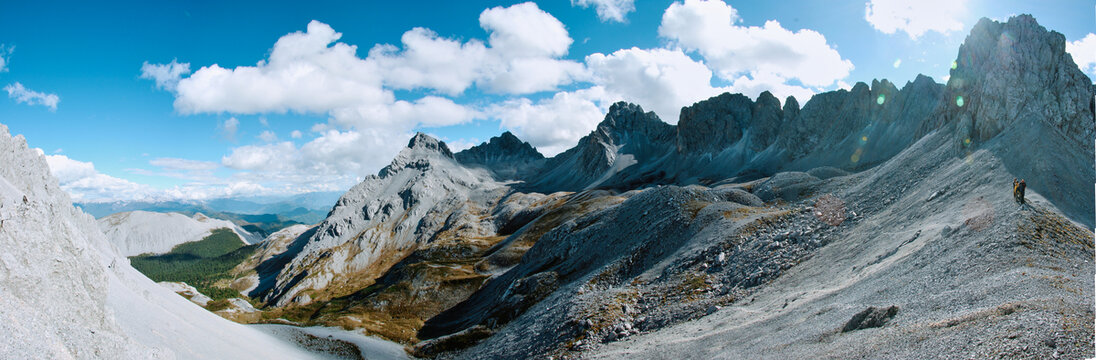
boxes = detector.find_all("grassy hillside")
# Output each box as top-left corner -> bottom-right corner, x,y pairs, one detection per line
130,228 -> 258,300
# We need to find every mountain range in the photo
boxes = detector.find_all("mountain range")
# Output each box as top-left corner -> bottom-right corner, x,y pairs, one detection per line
239,14 -> 1094,358
76,191 -> 343,225
0,14 -> 1092,359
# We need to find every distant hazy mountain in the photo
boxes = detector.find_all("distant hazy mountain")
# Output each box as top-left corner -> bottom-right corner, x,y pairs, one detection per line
75,191 -> 342,225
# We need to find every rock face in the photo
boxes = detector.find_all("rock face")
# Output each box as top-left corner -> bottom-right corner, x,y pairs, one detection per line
99,210 -> 261,256
777,78 -> 939,168
0,124 -> 320,359
0,124 -> 147,359
677,91 -> 787,154
455,131 -> 545,181
260,133 -> 506,306
232,224 -> 314,297
931,15 -> 1094,146
513,73 -> 943,192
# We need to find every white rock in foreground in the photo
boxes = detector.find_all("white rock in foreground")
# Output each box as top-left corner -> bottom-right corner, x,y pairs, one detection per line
0,124 -> 323,359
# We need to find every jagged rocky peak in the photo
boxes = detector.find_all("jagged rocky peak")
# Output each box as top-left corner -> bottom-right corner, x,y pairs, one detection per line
407,132 -> 453,158
870,78 -> 899,98
940,14 -> 1094,145
455,131 -> 545,181
455,131 -> 543,165
782,95 -> 800,122
598,102 -> 673,140
262,129 -> 501,306
677,91 -> 785,154
905,74 -> 939,90
382,132 -> 455,177
749,91 -> 785,152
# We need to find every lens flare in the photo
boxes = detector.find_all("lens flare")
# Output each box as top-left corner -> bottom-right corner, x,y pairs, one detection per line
951,60 -> 958,70
956,95 -> 965,107
876,94 -> 886,105
851,148 -> 863,163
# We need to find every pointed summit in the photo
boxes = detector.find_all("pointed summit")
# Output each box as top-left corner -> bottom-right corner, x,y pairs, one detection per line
380,133 -> 457,178
598,102 -> 668,138
407,132 -> 453,158
455,131 -> 545,180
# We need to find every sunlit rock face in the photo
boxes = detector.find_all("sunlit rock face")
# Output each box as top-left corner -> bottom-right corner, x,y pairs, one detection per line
261,133 -> 506,306
934,15 -> 1095,147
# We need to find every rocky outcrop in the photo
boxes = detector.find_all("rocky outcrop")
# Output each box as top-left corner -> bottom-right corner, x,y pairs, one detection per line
455,131 -> 545,181
841,306 -> 899,332
777,76 -> 944,171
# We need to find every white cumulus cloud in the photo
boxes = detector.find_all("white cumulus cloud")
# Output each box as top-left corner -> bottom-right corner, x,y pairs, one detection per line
44,154 -> 159,202
1067,33 -> 1096,77
4,82 -> 59,111
140,59 -> 191,90
369,2 -> 586,95
480,2 -> 572,58
221,128 -> 403,190
173,20 -> 388,115
0,44 -> 12,73
864,0 -> 967,40
586,47 -> 729,123
572,0 -> 636,23
491,86 -> 612,156
258,130 -> 278,142
367,27 -> 489,96
660,0 -> 852,94
220,117 -> 239,140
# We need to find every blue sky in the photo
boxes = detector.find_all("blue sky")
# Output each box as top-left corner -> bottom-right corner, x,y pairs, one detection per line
1,0 -> 1092,202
